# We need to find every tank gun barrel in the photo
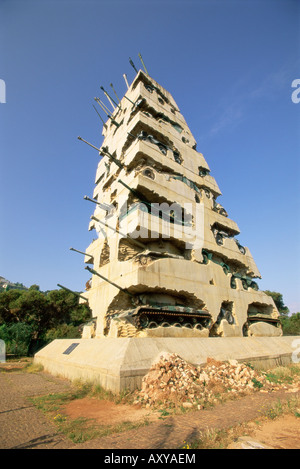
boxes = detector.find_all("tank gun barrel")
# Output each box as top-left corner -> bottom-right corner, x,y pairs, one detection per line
70,247 -> 93,259
57,284 -> 88,301
100,86 -> 121,111
124,95 -> 136,106
138,53 -> 149,75
78,136 -> 101,153
110,83 -> 121,104
91,216 -> 146,250
94,96 -> 112,115
100,146 -> 123,169
94,98 -> 120,128
118,179 -> 141,198
83,195 -> 113,212
85,266 -> 134,297
78,137 -> 123,168
92,104 -> 107,129
129,57 -> 138,74
123,74 -> 129,90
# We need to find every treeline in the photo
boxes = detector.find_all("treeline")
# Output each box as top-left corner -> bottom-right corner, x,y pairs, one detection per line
0,285 -> 92,356
280,313 -> 300,336
264,290 -> 300,336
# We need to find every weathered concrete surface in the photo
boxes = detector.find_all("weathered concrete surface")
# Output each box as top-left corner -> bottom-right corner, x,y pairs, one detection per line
34,336 -> 299,393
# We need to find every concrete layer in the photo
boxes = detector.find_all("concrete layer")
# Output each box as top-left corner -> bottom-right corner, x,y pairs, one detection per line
34,336 -> 299,393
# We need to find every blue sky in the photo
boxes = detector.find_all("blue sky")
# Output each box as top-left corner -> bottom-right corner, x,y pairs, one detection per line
0,0 -> 299,313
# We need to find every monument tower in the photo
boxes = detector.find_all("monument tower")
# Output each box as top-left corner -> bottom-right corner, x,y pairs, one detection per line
78,65 -> 282,340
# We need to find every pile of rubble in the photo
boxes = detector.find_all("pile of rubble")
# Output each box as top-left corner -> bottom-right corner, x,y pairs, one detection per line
133,352 -> 285,409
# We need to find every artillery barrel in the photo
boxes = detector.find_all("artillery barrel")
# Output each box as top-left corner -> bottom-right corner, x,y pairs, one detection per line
57,284 -> 88,301
85,266 -> 134,297
70,247 -> 93,259
84,195 -> 112,212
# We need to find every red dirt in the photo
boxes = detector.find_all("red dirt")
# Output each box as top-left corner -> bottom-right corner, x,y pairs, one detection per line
63,397 -> 160,425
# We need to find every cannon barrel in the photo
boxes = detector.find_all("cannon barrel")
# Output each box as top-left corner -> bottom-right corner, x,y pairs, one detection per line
110,83 -> 121,104
100,87 -> 115,110
92,104 -> 107,129
129,57 -> 138,74
84,195 -> 112,212
94,97 -> 112,115
78,136 -> 102,153
78,137 -> 123,168
118,179 -> 141,198
138,53 -> 149,75
124,95 -> 136,106
94,98 -> 120,128
57,284 -> 88,301
70,247 -> 93,259
85,266 -> 134,297
100,86 -> 121,110
123,73 -> 129,90
100,146 -> 123,169
91,216 -> 146,249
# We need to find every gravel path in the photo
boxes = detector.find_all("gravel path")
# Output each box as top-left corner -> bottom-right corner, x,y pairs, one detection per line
0,370 -> 73,449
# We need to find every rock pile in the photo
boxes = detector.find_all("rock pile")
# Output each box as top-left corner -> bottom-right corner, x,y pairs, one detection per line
133,352 -> 283,409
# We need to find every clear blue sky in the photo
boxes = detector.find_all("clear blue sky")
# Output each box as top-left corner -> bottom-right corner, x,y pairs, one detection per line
0,0 -> 299,313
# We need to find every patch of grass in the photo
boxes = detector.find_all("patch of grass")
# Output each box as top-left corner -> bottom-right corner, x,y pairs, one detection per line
261,396 -> 300,421
265,363 -> 300,385
30,381 -> 150,443
158,409 -> 171,419
252,378 -> 264,389
88,383 -> 133,405
54,414 -> 151,444
180,425 -> 249,450
24,363 -> 44,373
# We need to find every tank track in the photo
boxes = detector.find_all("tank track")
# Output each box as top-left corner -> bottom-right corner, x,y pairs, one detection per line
243,315 -> 282,335
132,306 -> 212,331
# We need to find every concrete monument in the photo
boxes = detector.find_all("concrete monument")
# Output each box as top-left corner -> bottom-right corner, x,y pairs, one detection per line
36,63 -> 298,393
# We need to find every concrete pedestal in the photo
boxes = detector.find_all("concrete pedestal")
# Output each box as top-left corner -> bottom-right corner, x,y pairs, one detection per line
34,336 -> 299,393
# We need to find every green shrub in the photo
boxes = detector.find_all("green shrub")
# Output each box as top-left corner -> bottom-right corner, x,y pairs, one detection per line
0,323 -> 34,356
44,323 -> 81,342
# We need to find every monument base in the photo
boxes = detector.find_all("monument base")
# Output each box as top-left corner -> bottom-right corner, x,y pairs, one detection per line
34,336 -> 299,393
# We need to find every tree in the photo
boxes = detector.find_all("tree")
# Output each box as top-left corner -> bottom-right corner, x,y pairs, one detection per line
280,312 -> 300,336
264,291 -> 289,316
0,286 -> 92,355
0,290 -> 23,324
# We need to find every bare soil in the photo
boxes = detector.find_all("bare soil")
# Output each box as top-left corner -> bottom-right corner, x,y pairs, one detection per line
228,414 -> 300,449
63,397 -> 160,425
62,391 -> 300,449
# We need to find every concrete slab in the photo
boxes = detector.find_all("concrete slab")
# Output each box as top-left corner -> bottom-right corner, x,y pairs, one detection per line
34,336 -> 299,393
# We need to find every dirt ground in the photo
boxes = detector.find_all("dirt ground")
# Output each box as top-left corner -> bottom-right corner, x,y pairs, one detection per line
228,415 -> 300,449
62,392 -> 300,449
1,362 -> 299,449
63,397 -> 161,425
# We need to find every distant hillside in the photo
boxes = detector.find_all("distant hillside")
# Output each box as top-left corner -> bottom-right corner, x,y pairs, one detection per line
0,277 -> 28,292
